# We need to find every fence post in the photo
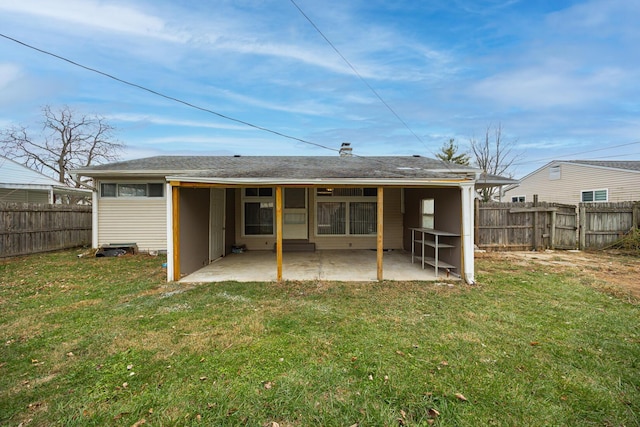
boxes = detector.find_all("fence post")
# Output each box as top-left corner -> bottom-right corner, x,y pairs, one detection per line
578,204 -> 586,250
550,210 -> 556,250
633,202 -> 640,229
532,195 -> 538,250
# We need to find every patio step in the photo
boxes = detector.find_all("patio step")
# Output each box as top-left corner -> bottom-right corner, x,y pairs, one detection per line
274,240 -> 316,252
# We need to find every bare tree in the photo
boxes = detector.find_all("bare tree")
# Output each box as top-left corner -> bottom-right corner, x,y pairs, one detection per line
436,138 -> 470,165
1,105 -> 124,191
470,124 -> 518,201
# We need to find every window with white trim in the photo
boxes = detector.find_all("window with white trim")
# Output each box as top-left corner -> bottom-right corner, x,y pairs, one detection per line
511,196 -> 526,202
581,189 -> 608,202
100,183 -> 164,198
316,188 -> 377,235
421,198 -> 435,229
243,187 -> 274,235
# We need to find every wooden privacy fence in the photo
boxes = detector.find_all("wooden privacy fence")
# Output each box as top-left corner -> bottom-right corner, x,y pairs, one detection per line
0,202 -> 92,257
476,200 -> 640,251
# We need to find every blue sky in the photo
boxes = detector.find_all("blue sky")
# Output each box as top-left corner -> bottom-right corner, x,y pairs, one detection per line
1,0 -> 639,177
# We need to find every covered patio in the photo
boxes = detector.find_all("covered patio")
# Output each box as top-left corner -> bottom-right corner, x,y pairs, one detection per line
180,249 -> 457,283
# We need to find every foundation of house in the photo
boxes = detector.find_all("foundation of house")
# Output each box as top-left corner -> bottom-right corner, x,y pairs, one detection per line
179,249 -> 458,283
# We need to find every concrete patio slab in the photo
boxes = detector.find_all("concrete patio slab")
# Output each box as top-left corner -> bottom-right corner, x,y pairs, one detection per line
180,250 -> 458,283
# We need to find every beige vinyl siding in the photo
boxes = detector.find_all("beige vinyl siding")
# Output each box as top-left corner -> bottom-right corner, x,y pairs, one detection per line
98,198 -> 167,251
0,189 -> 49,203
505,163 -> 640,205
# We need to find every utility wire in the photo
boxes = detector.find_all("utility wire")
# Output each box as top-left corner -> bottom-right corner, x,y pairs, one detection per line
0,33 -> 456,178
0,33 -> 339,154
288,0 -> 437,157
512,141 -> 640,167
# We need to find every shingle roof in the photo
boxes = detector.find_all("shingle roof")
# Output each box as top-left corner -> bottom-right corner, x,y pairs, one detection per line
76,155 -> 481,180
564,160 -> 640,172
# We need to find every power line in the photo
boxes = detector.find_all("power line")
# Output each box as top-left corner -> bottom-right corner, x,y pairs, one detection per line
1,33 -> 456,177
288,0 -> 438,158
512,141 -> 640,167
0,32 -> 340,155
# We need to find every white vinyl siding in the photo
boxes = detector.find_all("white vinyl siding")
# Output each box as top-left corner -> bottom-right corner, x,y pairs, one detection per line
98,198 -> 167,251
504,163 -> 640,205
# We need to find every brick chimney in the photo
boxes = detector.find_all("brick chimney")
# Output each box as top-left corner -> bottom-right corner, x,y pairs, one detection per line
339,142 -> 352,157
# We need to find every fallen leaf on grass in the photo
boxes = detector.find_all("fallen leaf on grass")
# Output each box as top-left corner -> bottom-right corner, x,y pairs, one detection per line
428,408 -> 440,418
199,376 -> 208,381
130,419 -> 146,427
395,350 -> 405,356
454,393 -> 468,402
530,341 -> 540,346
263,381 -> 273,389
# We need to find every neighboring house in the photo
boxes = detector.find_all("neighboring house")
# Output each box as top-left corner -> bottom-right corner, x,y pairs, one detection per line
74,154 -> 512,284
504,160 -> 640,205
0,155 -> 90,203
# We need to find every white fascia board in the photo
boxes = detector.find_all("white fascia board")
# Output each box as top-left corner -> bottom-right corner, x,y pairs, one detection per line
0,183 -> 52,190
165,176 -> 475,187
74,170 -> 199,178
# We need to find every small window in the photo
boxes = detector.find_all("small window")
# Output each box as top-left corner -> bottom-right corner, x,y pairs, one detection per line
511,196 -> 526,202
549,165 -> 561,180
421,199 -> 434,229
245,188 -> 272,197
100,183 -> 165,198
148,183 -> 164,197
118,183 -> 147,197
581,189 -> 608,202
101,183 -> 116,197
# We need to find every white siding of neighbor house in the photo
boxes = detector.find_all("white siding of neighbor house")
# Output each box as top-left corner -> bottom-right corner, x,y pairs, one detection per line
98,197 -> 167,251
0,188 -> 50,203
504,163 -> 640,205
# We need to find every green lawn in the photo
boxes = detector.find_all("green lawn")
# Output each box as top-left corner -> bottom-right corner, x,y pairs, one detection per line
0,250 -> 638,426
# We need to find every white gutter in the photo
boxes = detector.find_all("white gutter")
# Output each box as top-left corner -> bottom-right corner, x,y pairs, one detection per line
166,182 -> 174,282
460,182 -> 475,284
165,176 -> 475,187
92,190 -> 99,248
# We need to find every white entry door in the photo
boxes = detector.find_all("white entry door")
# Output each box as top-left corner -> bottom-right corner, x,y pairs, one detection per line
210,189 -> 225,261
283,188 -> 307,239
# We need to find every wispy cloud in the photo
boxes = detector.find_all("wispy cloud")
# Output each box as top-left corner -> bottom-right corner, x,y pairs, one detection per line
0,0 -> 187,42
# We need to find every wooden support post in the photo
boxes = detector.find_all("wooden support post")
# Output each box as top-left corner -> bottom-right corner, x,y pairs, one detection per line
377,187 -> 384,281
172,185 -> 181,281
633,202 -> 640,229
276,186 -> 283,282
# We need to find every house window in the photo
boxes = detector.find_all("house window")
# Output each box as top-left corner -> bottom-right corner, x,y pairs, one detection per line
511,196 -> 526,202
315,188 -> 376,235
581,189 -> 608,202
100,183 -> 164,198
549,165 -> 561,180
243,188 -> 274,235
421,199 -> 434,229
